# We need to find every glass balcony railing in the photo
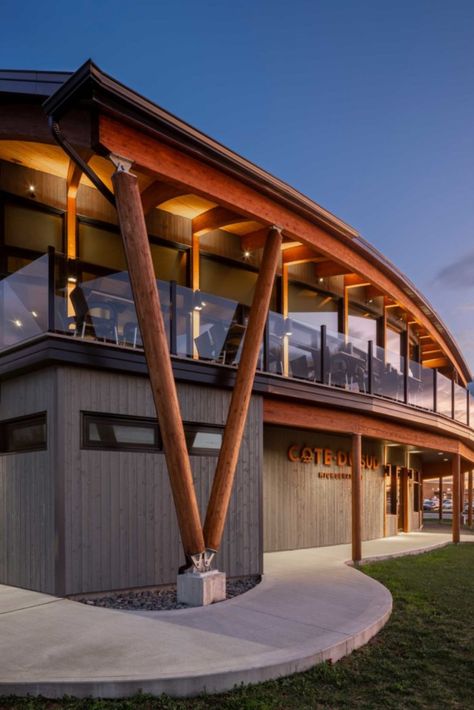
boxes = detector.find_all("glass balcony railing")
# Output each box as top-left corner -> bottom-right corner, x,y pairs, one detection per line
0,253 -> 49,350
0,252 -> 472,429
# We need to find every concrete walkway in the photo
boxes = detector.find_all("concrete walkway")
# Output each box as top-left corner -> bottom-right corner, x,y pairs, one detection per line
0,531 -> 470,699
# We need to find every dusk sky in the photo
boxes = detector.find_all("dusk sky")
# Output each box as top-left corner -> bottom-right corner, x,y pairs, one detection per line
2,0 -> 474,368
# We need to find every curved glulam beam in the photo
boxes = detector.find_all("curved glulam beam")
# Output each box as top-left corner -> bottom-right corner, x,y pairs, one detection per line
192,206 -> 244,235
314,260 -> 353,278
141,180 -> 189,215
282,245 -> 323,265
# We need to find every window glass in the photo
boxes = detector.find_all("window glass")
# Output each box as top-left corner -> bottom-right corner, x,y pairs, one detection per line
78,222 -> 127,271
185,426 -> 223,455
288,282 -> 338,331
200,256 -> 257,306
82,413 -> 223,456
1,413 -> 47,453
83,413 -> 159,451
150,243 -> 187,284
4,204 -> 63,253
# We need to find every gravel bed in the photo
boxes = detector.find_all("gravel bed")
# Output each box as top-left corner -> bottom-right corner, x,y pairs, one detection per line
75,575 -> 261,611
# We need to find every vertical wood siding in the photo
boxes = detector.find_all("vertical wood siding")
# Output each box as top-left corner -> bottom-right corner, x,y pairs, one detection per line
60,368 -> 262,595
0,369 -> 56,593
263,426 -> 384,552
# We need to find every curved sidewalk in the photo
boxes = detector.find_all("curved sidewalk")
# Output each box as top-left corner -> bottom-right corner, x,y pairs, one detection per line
0,531 -> 465,699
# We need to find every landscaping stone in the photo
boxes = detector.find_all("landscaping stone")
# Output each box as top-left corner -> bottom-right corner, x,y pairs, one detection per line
75,575 -> 260,610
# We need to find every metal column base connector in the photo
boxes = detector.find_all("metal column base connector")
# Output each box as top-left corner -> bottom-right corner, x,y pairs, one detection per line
190,549 -> 216,573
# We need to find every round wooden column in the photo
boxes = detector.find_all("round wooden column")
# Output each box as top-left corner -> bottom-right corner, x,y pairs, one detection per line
204,226 -> 282,552
351,433 -> 362,563
112,168 -> 205,559
468,470 -> 473,527
452,454 -> 461,544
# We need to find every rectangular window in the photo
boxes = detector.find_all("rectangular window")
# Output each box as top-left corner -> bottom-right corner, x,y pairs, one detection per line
82,413 -> 223,455
82,412 -> 161,452
0,413 -> 47,453
185,424 -> 223,456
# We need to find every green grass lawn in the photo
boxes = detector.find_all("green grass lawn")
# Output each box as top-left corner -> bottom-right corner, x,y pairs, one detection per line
2,543 -> 474,710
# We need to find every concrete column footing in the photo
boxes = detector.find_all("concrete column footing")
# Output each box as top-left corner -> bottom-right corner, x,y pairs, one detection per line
177,569 -> 226,606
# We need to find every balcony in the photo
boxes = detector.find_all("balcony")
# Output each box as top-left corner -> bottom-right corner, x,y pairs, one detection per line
1,251 -> 472,429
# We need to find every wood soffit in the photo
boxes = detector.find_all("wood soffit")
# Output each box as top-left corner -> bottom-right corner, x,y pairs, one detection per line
2,61 -> 472,383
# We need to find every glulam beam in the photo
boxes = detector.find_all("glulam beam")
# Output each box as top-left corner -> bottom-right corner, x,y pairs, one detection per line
203,226 -> 283,552
141,180 -> 189,214
192,206 -> 244,235
282,245 -> 323,265
112,167 -> 205,560
314,261 -> 353,278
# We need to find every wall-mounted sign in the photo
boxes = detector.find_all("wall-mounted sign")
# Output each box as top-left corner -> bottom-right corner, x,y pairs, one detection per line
287,445 -> 379,470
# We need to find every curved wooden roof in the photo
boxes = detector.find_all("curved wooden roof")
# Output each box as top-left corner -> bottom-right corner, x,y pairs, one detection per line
1,61 -> 471,382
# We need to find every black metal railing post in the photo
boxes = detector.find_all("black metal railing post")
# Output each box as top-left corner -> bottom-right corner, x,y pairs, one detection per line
367,340 -> 373,395
403,351 -> 408,404
263,317 -> 270,372
433,369 -> 438,413
320,325 -> 327,384
467,387 -> 470,427
451,373 -> 455,420
47,246 -> 56,333
169,280 -> 177,355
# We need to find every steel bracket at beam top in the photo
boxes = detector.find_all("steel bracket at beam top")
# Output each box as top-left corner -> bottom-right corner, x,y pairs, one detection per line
109,153 -> 134,173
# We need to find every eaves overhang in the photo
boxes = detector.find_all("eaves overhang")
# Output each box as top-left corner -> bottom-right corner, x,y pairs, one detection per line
10,60 -> 469,384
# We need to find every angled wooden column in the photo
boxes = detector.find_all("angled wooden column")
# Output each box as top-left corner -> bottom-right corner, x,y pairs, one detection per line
468,470 -> 473,527
452,454 -> 461,544
112,167 -> 205,560
204,226 -> 282,551
351,433 -> 362,563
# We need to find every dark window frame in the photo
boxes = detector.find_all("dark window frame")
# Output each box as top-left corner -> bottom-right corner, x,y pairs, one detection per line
81,411 -> 162,453
0,411 -> 47,453
185,422 -> 224,456
81,411 -> 224,456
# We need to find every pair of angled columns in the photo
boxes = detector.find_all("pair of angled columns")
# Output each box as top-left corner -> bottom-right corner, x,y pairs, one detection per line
112,167 -> 282,566
115,167 -> 452,567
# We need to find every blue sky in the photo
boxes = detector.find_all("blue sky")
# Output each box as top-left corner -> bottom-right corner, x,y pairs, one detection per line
2,0 -> 474,367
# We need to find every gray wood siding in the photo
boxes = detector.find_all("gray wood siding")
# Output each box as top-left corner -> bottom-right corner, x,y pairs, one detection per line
59,368 -> 262,594
263,426 -> 384,552
0,369 -> 56,593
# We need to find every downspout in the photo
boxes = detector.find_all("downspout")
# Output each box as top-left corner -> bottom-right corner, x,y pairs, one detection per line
48,116 -> 115,206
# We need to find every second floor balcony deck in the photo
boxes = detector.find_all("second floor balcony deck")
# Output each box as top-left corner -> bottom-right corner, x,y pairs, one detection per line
1,251 -> 472,430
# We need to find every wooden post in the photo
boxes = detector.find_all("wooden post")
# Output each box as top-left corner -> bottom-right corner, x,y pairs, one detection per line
402,468 -> 410,533
191,233 -> 200,359
468,470 -> 473,527
352,433 -> 362,563
439,475 -> 443,521
281,262 -> 289,376
452,454 -> 461,544
112,167 -> 205,560
204,226 -> 282,552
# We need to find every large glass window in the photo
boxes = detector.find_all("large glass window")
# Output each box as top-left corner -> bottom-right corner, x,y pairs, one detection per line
200,256 -> 258,307
150,242 -> 187,284
4,203 -> 63,253
0,413 -> 47,453
78,222 -> 127,272
348,288 -> 382,344
288,282 -> 338,331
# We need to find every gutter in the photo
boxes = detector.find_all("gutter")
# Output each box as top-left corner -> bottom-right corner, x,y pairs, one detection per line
48,116 -> 115,206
